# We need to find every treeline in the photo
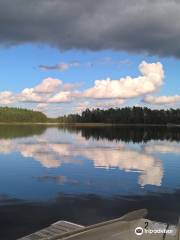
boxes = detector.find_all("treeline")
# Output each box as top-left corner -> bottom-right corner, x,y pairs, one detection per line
0,107 -> 47,123
1,106 -> 180,125
58,107 -> 180,124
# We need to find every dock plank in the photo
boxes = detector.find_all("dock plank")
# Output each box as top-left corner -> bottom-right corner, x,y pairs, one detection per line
18,221 -> 84,240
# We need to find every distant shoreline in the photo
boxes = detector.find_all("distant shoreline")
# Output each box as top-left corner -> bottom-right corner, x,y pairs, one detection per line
0,122 -> 180,127
1,107 -> 180,127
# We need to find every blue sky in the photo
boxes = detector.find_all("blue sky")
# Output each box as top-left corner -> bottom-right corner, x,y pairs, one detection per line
0,45 -> 179,94
0,1 -> 180,116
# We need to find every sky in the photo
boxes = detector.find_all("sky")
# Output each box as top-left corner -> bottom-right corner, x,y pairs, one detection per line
0,0 -> 180,117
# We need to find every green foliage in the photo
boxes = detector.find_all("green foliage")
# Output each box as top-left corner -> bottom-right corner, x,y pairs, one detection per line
0,107 -> 47,123
58,107 -> 180,124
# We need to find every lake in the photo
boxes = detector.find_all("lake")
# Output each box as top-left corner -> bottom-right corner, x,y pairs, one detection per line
0,125 -> 180,239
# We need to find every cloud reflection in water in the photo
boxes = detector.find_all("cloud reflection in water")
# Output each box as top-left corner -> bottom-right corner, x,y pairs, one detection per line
0,128 -> 169,187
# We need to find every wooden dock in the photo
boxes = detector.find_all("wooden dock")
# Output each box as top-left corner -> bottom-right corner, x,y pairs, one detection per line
18,209 -> 179,240
18,221 -> 84,240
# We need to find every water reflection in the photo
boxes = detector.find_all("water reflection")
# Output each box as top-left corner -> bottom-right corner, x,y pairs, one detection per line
144,141 -> 180,154
0,126 -> 180,198
0,125 -> 180,239
63,126 -> 180,143
0,124 -> 47,139
2,127 -> 180,187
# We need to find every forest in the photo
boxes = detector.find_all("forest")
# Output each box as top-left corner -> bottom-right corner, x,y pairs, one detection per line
0,107 -> 47,123
1,106 -> 180,125
58,107 -> 180,124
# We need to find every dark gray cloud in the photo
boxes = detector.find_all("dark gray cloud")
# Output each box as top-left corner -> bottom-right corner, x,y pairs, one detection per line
0,0 -> 180,57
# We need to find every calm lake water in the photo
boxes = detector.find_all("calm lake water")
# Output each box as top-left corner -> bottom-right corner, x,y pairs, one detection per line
0,125 -> 180,239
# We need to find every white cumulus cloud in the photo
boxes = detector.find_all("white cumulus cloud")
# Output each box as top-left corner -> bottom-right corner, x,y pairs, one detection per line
48,91 -> 72,103
19,88 -> 44,103
0,91 -> 14,104
34,77 -> 62,93
18,78 -> 69,103
74,99 -> 125,113
144,95 -> 180,105
83,61 -> 164,99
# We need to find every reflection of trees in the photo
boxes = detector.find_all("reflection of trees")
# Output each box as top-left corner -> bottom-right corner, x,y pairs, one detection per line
0,125 -> 47,139
60,126 -> 180,143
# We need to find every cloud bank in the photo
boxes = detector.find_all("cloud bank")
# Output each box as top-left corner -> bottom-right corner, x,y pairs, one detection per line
144,95 -> 180,105
0,62 -> 164,107
1,61 -> 179,113
1,0 -> 180,57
